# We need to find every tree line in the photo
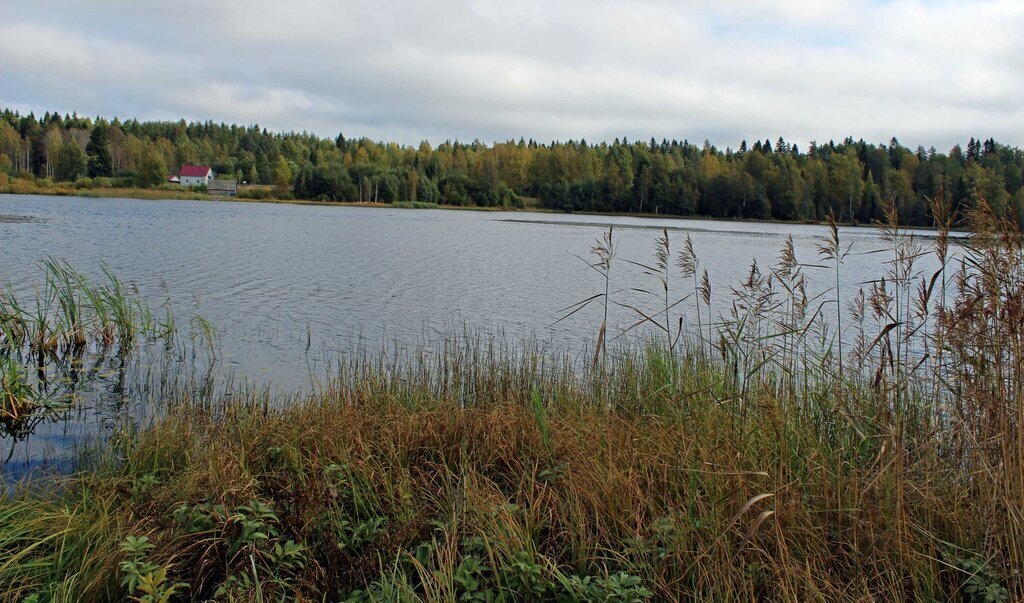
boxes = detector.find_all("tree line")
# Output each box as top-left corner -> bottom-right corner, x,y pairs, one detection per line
2,108 -> 1022,225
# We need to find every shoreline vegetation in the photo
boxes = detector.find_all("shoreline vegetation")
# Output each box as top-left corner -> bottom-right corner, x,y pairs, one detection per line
0,181 -> 496,212
0,186 -> 948,231
2,108 -> 1024,228
1,199 -> 1022,601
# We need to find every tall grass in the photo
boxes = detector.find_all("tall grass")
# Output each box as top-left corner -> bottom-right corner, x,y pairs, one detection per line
0,200 -> 1021,601
0,260 -> 181,446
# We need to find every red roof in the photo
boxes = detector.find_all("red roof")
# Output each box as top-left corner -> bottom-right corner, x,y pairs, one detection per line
179,165 -> 212,177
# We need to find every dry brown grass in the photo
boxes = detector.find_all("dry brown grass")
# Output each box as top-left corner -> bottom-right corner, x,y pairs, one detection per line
1,196 -> 1022,601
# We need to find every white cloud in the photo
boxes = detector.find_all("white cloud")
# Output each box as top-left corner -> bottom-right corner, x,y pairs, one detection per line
0,0 -> 1021,149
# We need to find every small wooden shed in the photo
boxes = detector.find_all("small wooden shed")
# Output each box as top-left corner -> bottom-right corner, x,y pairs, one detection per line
207,179 -> 238,197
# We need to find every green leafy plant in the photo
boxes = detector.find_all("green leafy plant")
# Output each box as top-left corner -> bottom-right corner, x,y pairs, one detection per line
131,473 -> 161,497
560,572 -> 653,602
118,535 -> 189,603
956,556 -> 1009,603
173,500 -> 306,598
505,551 -> 549,599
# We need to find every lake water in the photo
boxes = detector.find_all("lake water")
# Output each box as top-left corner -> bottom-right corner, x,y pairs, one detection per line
0,194 -> 957,476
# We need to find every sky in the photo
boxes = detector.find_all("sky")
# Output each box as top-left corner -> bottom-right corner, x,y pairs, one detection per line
1,0 -> 1022,150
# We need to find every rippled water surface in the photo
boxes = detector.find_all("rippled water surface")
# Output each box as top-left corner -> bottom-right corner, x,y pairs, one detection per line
0,194 -> 956,384
1,194 -> 958,476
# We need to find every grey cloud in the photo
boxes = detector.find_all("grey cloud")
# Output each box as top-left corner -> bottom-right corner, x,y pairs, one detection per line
0,0 -> 1021,149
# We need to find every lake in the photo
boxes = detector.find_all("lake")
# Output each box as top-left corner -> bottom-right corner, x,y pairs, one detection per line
0,194 -> 956,476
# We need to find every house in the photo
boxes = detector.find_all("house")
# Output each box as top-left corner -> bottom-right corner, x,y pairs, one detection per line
178,165 -> 214,187
207,179 -> 238,197
167,175 -> 180,184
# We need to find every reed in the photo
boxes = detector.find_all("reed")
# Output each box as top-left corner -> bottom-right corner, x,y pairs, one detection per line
0,200 -> 1021,601
0,260 -> 181,444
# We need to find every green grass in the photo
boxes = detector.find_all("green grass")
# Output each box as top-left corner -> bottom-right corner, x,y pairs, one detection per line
1,177 -> 515,211
393,201 -> 441,209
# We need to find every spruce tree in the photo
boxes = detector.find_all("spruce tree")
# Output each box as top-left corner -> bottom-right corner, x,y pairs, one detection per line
86,123 -> 113,177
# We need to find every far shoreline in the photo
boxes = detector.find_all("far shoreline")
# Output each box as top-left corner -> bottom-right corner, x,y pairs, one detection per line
0,187 -> 950,232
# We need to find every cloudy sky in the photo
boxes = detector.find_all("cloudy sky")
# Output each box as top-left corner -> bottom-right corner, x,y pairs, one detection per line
1,0 -> 1021,149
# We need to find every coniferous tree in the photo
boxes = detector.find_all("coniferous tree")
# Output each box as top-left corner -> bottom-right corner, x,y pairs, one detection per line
950,144 -> 965,165
3,106 -> 1024,226
967,137 -> 982,161
86,122 -> 113,177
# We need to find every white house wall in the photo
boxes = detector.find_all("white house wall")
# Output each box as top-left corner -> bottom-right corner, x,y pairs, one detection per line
180,173 -> 212,187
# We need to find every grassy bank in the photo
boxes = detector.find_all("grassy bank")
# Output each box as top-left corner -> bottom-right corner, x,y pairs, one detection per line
0,177 -> 538,212
1,201 -> 1022,601
0,178 -> 218,201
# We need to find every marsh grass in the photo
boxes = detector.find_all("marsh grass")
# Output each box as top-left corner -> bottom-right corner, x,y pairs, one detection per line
0,200 -> 1022,601
0,260 -> 184,449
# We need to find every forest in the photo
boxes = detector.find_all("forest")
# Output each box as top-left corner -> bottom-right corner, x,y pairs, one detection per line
2,108 -> 1023,225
